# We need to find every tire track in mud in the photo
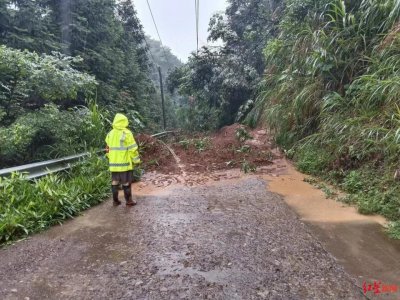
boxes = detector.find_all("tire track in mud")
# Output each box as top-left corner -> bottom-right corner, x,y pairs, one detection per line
158,140 -> 188,184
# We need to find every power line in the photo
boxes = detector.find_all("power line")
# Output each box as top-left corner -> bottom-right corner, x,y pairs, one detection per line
145,0 -> 163,50
195,0 -> 200,54
143,36 -> 156,65
144,0 -> 169,129
195,0 -> 197,53
145,0 -> 171,67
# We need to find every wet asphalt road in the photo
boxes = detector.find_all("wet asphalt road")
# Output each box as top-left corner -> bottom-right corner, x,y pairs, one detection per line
0,178 -> 364,299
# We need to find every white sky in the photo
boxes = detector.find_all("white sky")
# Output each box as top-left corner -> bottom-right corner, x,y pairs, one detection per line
134,0 -> 228,62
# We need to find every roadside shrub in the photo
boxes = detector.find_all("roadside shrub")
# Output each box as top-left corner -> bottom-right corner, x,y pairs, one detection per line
356,190 -> 383,215
248,0 -> 400,238
341,171 -> 364,193
0,154 -> 110,244
235,127 -> 252,142
193,137 -> 211,153
388,222 -> 400,239
338,168 -> 400,220
295,145 -> 333,176
0,103 -> 108,168
177,137 -> 211,153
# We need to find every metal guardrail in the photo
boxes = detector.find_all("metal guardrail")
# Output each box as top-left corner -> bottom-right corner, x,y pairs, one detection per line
0,152 -> 95,180
0,131 -> 176,180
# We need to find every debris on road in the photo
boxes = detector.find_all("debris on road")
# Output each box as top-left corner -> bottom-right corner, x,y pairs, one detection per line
137,125 -> 284,176
136,134 -> 180,174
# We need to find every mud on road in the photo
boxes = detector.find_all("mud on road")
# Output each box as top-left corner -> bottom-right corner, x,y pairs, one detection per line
0,177 -> 364,299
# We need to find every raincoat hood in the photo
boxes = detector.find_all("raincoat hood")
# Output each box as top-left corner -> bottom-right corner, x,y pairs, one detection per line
112,113 -> 129,130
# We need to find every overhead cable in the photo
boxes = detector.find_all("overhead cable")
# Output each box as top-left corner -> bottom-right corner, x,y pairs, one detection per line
195,0 -> 200,54
145,0 -> 171,66
144,36 -> 156,65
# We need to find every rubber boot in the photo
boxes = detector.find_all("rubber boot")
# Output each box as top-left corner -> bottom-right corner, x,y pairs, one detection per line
123,185 -> 136,206
112,185 -> 121,206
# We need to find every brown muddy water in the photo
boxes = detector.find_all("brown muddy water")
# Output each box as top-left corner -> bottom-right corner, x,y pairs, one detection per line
266,162 -> 400,299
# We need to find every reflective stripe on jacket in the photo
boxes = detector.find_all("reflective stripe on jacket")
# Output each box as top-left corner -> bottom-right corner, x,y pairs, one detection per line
105,113 -> 141,172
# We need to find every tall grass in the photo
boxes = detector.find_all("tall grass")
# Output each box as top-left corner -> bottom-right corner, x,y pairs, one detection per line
249,0 -> 400,238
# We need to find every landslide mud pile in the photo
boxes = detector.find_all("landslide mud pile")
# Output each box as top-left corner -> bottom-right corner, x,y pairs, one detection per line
171,124 -> 280,173
138,125 -> 282,175
136,134 -> 180,174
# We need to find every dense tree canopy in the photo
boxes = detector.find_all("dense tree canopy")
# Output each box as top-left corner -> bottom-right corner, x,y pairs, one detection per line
167,0 -> 283,129
0,45 -> 101,167
0,46 -> 96,124
0,0 -> 159,124
0,0 -> 182,167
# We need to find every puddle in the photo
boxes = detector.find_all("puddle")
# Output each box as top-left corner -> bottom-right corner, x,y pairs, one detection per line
265,162 -> 400,295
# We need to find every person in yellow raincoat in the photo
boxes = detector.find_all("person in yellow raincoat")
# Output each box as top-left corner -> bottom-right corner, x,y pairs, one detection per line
105,113 -> 141,206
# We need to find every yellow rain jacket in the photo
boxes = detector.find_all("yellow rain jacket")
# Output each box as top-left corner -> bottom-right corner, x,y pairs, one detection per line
105,113 -> 141,172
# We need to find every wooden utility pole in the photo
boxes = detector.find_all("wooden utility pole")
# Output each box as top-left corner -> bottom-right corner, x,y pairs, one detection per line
158,66 -> 166,130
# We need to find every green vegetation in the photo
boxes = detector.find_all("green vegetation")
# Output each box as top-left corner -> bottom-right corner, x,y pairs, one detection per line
0,0 -> 184,244
241,159 -> 257,174
303,177 -> 338,200
178,139 -> 191,150
0,0 -> 157,122
235,127 -> 252,143
295,145 -> 332,176
237,145 -> 251,154
0,0 -> 183,169
0,101 -> 109,167
178,137 -> 211,153
0,155 -> 110,244
167,0 -> 279,130
296,149 -> 400,238
193,137 -> 210,153
168,0 -> 400,238
255,0 -> 400,238
0,45 -> 96,125
0,45 -> 108,167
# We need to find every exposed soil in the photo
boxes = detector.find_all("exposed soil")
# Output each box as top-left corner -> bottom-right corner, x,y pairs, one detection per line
138,125 -> 279,175
171,124 -> 278,173
134,125 -> 287,190
136,134 -> 180,174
